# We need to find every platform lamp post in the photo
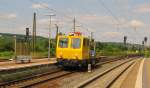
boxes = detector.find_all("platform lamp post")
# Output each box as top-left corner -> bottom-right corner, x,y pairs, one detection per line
46,14 -> 56,61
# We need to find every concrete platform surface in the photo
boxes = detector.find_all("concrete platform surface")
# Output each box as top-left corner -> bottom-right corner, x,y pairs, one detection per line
0,58 -> 56,71
122,58 -> 150,88
142,58 -> 150,88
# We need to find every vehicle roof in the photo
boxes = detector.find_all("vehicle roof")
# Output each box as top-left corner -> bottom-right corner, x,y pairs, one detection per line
58,35 -> 89,39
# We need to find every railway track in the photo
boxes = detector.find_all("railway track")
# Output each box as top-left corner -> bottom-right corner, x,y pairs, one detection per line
27,57 -> 137,88
0,69 -> 74,88
19,58 -> 126,88
97,56 -> 139,66
0,56 -> 139,88
0,65 -> 61,87
75,58 -> 139,88
19,71 -> 74,88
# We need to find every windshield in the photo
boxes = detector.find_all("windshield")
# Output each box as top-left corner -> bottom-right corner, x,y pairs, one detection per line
71,38 -> 81,49
59,38 -> 68,48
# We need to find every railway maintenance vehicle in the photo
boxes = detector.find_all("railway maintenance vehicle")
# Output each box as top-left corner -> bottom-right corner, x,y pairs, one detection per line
56,32 -> 97,68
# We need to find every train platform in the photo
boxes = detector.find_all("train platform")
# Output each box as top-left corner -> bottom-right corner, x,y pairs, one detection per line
0,58 -> 56,71
142,58 -> 150,88
120,58 -> 150,88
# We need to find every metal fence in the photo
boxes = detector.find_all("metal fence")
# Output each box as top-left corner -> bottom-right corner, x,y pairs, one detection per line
15,37 -> 32,63
16,39 -> 30,55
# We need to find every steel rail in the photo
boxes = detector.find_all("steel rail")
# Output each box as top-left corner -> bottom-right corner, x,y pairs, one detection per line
0,69 -> 62,87
21,71 -> 74,88
75,59 -> 135,88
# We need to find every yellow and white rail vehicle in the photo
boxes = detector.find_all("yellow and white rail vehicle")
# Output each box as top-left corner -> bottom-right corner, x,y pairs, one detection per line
56,32 -> 97,67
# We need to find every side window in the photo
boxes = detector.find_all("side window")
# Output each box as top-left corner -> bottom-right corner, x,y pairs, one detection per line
58,38 -> 68,48
83,39 -> 86,46
87,39 -> 89,47
71,38 -> 81,49
83,39 -> 89,47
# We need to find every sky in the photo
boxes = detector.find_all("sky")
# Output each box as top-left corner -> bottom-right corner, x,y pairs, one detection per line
0,0 -> 150,44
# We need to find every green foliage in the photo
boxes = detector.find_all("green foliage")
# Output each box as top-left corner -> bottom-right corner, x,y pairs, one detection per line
144,49 -> 150,58
0,51 -> 14,59
0,51 -> 13,57
96,42 -> 143,56
35,37 -> 49,52
0,66 -> 52,82
0,33 -> 145,58
0,33 -> 56,58
34,38 -> 56,57
0,36 -> 14,51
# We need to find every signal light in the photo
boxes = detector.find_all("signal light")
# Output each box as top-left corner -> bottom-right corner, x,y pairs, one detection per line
144,37 -> 147,43
124,36 -> 127,44
26,28 -> 29,37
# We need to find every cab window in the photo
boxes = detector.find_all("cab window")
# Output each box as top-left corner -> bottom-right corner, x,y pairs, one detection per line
59,38 -> 68,48
87,39 -> 89,46
83,38 -> 89,47
71,38 -> 81,49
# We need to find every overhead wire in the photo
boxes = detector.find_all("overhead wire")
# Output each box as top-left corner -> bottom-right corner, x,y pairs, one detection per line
29,0 -> 114,33
28,0 -> 94,35
97,0 -> 141,44
28,0 -> 141,44
97,0 -> 121,25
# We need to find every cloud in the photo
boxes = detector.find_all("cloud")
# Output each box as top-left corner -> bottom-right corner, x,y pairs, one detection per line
66,8 -> 73,13
78,15 -> 109,21
0,13 -> 17,20
32,3 -> 49,9
0,26 -> 25,35
77,14 -> 131,31
38,18 -> 60,25
80,0 -> 97,3
129,20 -> 145,28
78,15 -> 119,25
102,32 -> 122,37
38,18 -> 49,24
134,3 -> 150,13
37,17 -> 72,28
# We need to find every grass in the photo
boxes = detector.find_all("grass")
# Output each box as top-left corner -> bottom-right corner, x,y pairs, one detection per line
0,51 -> 14,60
0,51 -> 53,60
0,66 -> 52,82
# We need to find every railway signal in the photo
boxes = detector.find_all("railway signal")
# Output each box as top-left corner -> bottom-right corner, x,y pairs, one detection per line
142,41 -> 144,46
144,37 -> 147,44
123,36 -> 127,45
142,41 -> 145,51
25,28 -> 29,41
144,37 -> 148,55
